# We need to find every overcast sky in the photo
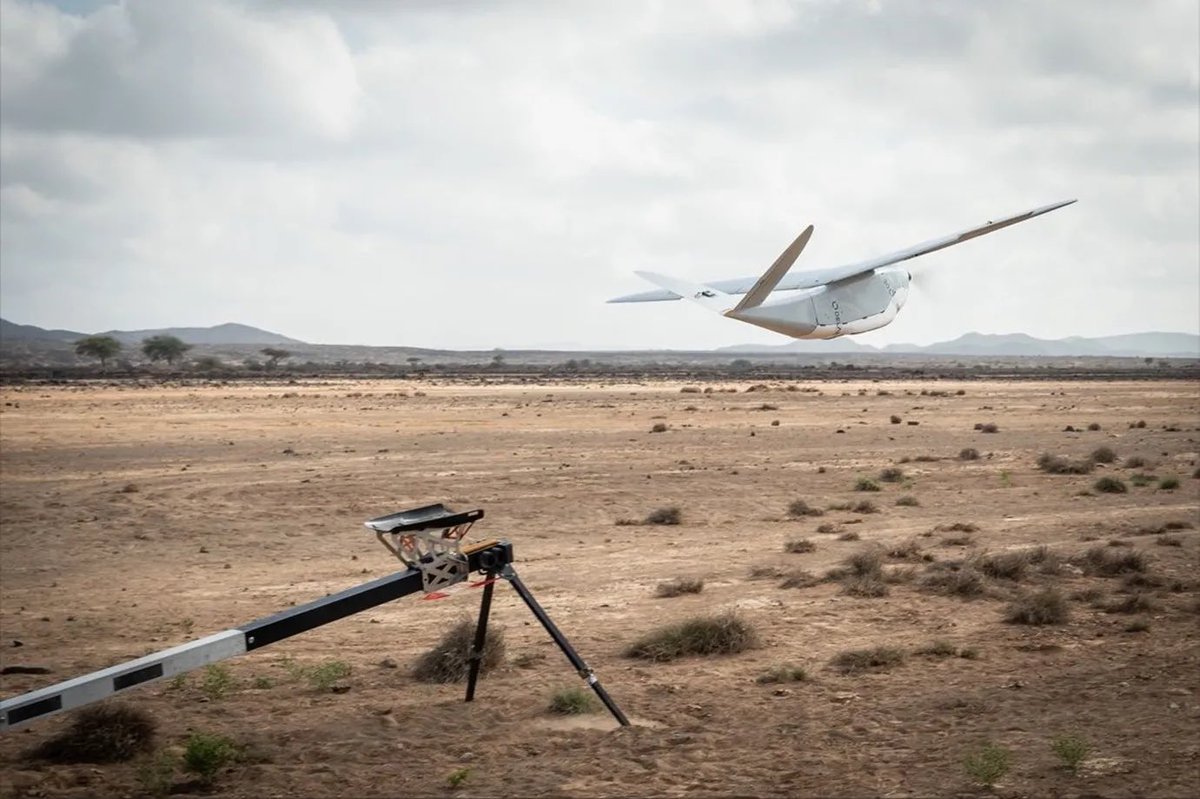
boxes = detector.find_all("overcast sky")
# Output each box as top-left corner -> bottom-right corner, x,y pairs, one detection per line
1,0 -> 1197,350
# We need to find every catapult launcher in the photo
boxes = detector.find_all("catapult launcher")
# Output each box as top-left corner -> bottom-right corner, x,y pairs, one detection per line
0,504 -> 628,731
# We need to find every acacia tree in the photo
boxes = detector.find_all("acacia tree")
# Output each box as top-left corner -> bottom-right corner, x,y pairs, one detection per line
142,335 -> 192,365
260,347 -> 291,369
74,336 -> 122,368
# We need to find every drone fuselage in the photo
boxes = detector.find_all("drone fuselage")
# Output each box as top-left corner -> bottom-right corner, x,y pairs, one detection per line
730,266 -> 910,339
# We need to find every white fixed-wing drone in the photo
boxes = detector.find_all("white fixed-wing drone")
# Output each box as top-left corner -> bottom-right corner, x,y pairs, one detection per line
608,200 -> 1076,339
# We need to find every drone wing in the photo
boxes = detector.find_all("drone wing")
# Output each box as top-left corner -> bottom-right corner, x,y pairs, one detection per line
608,199 -> 1076,302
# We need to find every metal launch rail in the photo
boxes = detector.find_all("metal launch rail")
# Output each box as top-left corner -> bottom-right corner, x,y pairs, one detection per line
0,504 -> 629,731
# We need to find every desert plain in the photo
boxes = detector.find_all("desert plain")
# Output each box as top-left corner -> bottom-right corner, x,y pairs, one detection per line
0,376 -> 1198,798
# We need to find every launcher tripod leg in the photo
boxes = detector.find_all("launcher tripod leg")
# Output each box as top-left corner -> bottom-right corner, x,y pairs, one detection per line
464,572 -> 497,703
500,565 -> 630,727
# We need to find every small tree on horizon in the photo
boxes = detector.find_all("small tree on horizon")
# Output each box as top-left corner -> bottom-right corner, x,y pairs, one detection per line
261,347 -> 291,369
142,335 -> 191,365
74,335 -> 122,368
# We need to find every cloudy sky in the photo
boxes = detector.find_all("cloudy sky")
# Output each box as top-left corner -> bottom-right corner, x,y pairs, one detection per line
1,0 -> 1197,350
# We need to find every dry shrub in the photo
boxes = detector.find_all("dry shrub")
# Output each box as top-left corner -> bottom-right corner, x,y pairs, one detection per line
1124,455 -> 1151,469
645,506 -> 682,525
879,467 -> 904,483
979,423 -> 999,434
787,499 -> 825,518
650,422 -> 668,433
887,539 -> 922,560
974,550 -> 1032,581
32,704 -> 155,763
785,538 -> 816,554
1005,588 -> 1070,625
936,522 -> 979,533
815,523 -> 841,535
1156,535 -> 1183,547
922,561 -> 986,598
655,577 -> 704,597
1087,422 -> 1102,431
855,478 -> 882,492
890,415 -> 902,424
830,646 -> 905,675
1104,593 -> 1157,614
412,620 -> 505,683
840,549 -> 888,596
1077,546 -> 1147,576
837,530 -> 861,541
853,500 -> 880,514
1089,446 -> 1117,464
959,447 -> 980,461
625,613 -> 759,662
779,569 -> 821,589
1093,476 -> 1128,494
756,664 -> 808,684
895,495 -> 920,507
747,564 -> 783,580
842,575 -> 889,597
1037,453 -> 1094,474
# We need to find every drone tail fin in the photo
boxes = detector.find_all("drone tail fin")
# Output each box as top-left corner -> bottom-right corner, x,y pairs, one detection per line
731,225 -> 814,313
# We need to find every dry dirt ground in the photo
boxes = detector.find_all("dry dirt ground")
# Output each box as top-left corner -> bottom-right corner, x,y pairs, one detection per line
1,378 -> 1197,798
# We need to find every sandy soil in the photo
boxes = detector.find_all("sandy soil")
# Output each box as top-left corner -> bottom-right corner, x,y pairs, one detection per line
1,377 -> 1197,798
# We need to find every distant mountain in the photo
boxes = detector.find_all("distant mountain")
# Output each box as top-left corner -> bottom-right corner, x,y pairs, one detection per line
720,331 -> 1199,358
98,323 -> 304,346
0,319 -> 303,346
0,318 -> 87,342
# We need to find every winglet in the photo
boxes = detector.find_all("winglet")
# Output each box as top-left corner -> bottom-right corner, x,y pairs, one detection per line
732,225 -> 813,313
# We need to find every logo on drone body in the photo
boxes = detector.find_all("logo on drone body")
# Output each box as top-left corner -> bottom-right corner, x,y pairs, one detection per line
695,290 -> 717,298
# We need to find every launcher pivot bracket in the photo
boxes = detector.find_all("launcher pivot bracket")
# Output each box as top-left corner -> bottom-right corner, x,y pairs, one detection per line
364,503 -> 483,594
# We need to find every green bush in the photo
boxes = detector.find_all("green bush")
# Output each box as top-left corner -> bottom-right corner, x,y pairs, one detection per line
1158,476 -> 1179,490
548,686 -> 598,715
964,742 -> 1011,787
182,732 -> 237,785
135,750 -> 175,797
306,660 -> 351,692
201,664 -> 234,700
1093,476 -> 1127,494
1051,734 -> 1089,771
625,613 -> 759,662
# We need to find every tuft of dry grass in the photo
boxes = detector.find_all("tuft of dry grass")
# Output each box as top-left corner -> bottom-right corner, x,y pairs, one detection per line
412,620 -> 505,683
830,646 -> 905,674
1104,593 -> 1157,614
1005,588 -> 1070,625
655,577 -> 705,597
886,539 -> 922,560
32,704 -> 156,763
624,613 -> 759,662
779,569 -> 821,589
